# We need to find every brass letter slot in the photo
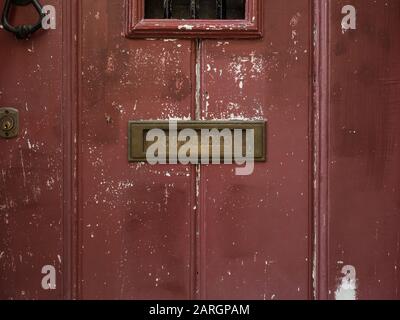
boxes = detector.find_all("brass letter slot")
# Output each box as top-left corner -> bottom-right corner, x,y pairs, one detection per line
128,121 -> 266,163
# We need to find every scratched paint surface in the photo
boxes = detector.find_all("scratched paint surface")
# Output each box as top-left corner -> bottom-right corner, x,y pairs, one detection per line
78,0 -> 313,299
0,0 -> 63,299
80,0 -> 196,299
1,0 -> 399,300
199,1 -> 312,299
0,0 -> 314,299
328,0 -> 400,300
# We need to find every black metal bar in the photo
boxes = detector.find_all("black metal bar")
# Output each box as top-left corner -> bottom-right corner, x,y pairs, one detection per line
216,0 -> 222,19
216,0 -> 226,20
190,0 -> 197,19
163,0 -> 172,19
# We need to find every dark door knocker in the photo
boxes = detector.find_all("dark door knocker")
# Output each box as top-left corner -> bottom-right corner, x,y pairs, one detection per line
1,0 -> 44,39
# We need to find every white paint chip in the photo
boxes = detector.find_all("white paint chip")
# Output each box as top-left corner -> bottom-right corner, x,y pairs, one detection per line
335,265 -> 357,300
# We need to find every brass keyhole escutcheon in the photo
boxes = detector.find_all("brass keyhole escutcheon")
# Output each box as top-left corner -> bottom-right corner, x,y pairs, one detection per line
0,108 -> 19,139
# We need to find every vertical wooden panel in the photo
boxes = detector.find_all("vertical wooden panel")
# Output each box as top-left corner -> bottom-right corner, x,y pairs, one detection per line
0,0 -> 65,299
326,0 -> 400,300
79,0 -> 196,299
199,0 -> 313,299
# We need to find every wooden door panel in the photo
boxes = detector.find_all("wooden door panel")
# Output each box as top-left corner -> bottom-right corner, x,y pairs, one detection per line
199,0 -> 312,299
79,0 -> 196,299
0,0 -> 64,300
324,0 -> 400,300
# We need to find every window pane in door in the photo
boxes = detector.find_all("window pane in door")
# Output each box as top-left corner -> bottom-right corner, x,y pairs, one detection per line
144,0 -> 246,20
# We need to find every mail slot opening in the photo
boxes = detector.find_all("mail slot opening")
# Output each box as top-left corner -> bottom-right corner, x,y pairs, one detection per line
143,129 -> 252,158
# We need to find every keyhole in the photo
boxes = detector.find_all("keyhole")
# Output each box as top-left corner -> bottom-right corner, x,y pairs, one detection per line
1,117 -> 14,131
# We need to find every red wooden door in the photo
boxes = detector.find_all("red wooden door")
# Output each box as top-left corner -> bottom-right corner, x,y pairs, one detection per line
0,0 -> 399,300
